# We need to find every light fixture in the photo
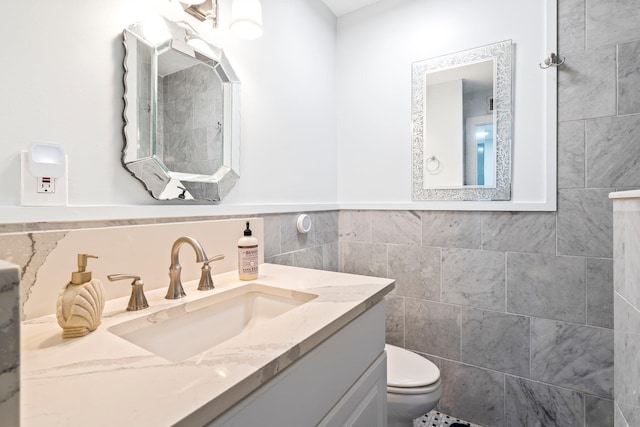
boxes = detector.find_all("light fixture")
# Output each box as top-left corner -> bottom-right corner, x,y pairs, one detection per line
20,141 -> 68,206
177,0 -> 263,40
179,0 -> 219,27
141,14 -> 171,45
27,142 -> 66,178
230,0 -> 263,40
185,32 -> 216,57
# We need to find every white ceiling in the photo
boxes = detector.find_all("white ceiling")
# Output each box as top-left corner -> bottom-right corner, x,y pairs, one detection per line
320,0 -> 384,16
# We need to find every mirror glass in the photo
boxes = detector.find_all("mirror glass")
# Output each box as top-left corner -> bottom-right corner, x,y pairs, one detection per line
412,40 -> 512,201
122,19 -> 240,201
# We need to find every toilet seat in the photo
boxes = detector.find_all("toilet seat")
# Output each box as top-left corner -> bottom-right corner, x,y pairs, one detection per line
387,378 -> 441,395
385,344 -> 440,389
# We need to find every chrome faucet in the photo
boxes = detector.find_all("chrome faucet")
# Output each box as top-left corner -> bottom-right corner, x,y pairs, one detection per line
166,236 -> 225,299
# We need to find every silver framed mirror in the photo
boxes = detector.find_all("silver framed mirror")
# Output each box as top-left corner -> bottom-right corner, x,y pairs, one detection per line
412,40 -> 512,201
122,18 -> 240,202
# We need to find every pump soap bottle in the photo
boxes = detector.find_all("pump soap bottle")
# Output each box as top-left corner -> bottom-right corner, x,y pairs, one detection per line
238,221 -> 259,280
56,254 -> 105,338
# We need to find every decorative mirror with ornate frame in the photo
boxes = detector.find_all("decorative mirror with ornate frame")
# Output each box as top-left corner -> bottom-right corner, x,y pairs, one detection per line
412,40 -> 512,201
122,18 -> 240,202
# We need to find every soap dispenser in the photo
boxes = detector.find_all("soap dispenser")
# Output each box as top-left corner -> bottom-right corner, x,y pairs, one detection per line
238,221 -> 259,280
56,254 -> 105,338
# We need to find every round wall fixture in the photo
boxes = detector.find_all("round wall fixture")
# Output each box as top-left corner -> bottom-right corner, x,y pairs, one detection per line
296,214 -> 312,234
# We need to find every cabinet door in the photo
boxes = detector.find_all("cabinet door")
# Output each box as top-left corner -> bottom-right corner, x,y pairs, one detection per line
202,303 -> 386,427
318,352 -> 387,427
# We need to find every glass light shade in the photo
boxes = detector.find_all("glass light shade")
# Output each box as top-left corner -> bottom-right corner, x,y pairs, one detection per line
142,15 -> 171,45
230,0 -> 263,40
187,37 -> 215,57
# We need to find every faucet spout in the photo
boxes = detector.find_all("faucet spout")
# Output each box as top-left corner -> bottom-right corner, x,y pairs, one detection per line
166,236 -> 208,299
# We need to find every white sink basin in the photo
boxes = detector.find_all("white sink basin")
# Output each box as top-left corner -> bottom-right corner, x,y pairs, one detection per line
108,283 -> 318,362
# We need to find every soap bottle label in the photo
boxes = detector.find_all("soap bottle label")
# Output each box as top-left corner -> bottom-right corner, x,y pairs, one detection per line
238,245 -> 258,279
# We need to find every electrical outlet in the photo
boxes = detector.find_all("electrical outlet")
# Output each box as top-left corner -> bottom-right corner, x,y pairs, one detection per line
36,177 -> 55,193
21,151 -> 68,206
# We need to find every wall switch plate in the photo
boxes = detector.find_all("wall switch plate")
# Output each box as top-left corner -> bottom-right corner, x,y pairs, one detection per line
21,151 -> 68,206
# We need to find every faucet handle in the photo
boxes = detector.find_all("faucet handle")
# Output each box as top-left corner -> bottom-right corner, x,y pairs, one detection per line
205,254 -> 225,264
107,274 -> 150,311
197,254 -> 225,291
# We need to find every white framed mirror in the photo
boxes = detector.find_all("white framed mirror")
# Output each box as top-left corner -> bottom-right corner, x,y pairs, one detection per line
122,18 -> 240,202
412,40 -> 512,201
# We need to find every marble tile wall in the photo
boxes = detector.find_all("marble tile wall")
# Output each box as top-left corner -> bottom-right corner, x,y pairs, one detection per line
557,3 -> 640,423
613,198 -> 640,427
341,210 -> 615,426
0,261 -> 20,427
263,211 -> 340,272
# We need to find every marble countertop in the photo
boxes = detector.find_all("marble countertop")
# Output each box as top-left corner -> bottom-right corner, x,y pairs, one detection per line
609,189 -> 640,199
21,264 -> 395,426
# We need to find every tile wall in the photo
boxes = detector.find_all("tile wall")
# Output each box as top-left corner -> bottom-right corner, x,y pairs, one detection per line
339,210 -> 614,426
612,197 -> 640,427
0,261 -> 20,427
334,2 -> 640,426
263,212 -> 340,272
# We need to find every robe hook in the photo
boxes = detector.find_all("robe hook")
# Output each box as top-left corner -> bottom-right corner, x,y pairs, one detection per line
539,52 -> 565,69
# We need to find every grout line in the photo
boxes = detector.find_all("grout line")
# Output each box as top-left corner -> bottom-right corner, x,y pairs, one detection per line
585,258 -> 589,325
459,304 -> 463,362
504,252 -> 508,313
583,0 -> 587,50
616,291 -> 640,315
420,211 -> 424,247
553,198 -> 560,256
385,242 -> 389,280
480,212 -> 485,250
504,375 -> 507,427
615,43 -> 619,117
583,120 -> 587,189
402,296 -> 406,348
440,247 -> 443,303
529,314 -> 533,379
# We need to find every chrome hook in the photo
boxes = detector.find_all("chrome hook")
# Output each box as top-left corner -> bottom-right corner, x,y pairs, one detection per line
539,52 -> 565,69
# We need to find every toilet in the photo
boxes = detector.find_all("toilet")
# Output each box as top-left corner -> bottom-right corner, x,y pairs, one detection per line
386,344 -> 442,427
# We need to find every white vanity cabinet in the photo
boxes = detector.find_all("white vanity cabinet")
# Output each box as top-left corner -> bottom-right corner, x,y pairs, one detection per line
21,263 -> 394,427
197,302 -> 387,427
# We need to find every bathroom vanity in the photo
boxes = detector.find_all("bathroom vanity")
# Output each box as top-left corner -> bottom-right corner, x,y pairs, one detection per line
20,263 -> 394,426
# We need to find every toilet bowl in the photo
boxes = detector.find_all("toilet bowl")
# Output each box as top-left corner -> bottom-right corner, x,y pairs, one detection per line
386,344 -> 442,427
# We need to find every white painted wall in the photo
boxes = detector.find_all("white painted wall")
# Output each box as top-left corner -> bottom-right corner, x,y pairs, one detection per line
336,0 -> 556,210
0,0 -> 557,223
0,0 -> 338,223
